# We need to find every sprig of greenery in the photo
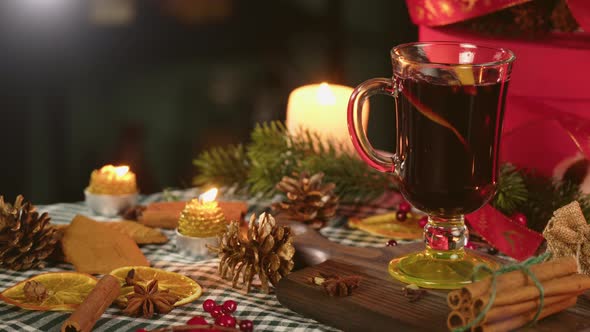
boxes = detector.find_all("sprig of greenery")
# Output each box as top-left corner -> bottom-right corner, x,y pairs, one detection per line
492,164 -> 590,231
193,121 -> 395,202
192,144 -> 249,192
492,164 -> 528,215
519,171 -> 590,232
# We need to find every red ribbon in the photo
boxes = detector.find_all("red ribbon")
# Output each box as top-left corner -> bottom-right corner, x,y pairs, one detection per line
406,0 -> 590,30
467,206 -> 544,261
406,0 -> 531,27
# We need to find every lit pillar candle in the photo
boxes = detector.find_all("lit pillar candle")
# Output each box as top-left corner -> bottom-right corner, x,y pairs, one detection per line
286,82 -> 369,153
87,165 -> 137,195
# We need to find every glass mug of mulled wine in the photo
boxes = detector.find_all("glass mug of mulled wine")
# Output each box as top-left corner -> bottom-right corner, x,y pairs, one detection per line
347,42 -> 515,289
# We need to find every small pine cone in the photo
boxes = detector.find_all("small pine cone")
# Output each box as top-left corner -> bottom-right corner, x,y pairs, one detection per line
209,212 -> 295,293
272,172 -> 339,229
0,195 -> 59,270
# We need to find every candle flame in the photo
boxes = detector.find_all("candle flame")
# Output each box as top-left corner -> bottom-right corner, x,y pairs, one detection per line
199,188 -> 218,203
114,166 -> 130,177
317,82 -> 336,106
100,165 -> 130,177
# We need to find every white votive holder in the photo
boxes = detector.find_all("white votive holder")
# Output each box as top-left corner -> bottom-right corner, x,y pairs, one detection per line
84,190 -> 138,217
175,229 -> 218,258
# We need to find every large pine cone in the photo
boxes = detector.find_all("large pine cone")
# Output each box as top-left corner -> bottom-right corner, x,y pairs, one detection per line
209,212 -> 295,293
0,195 -> 58,270
272,172 -> 339,229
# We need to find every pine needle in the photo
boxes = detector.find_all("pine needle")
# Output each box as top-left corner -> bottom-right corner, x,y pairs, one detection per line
192,144 -> 249,192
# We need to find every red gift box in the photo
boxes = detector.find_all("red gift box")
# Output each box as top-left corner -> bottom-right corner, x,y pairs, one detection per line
419,26 -> 590,179
401,0 -> 590,260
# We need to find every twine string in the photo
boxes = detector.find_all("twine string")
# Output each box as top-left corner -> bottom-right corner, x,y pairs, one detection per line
452,253 -> 550,332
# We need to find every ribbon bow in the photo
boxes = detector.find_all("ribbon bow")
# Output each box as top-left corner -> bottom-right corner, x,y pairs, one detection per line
543,201 -> 590,274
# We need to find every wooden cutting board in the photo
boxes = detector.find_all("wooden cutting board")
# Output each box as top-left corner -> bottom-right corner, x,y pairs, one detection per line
275,221 -> 590,332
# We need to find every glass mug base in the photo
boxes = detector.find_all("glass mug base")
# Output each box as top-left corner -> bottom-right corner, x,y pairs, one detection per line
388,248 -> 499,289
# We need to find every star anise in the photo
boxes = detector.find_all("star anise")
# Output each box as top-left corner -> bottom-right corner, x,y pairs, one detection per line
310,273 -> 362,297
23,280 -> 48,302
123,280 -> 179,318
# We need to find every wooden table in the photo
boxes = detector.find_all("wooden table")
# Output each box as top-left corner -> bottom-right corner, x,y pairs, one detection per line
277,222 -> 590,332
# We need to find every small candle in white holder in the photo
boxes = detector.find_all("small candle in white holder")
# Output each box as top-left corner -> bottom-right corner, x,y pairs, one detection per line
176,188 -> 226,257
286,82 -> 369,153
87,165 -> 137,195
85,164 -> 138,217
178,188 -> 226,238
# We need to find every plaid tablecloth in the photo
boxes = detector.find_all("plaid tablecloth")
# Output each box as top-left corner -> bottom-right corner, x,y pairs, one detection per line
0,189 -> 406,332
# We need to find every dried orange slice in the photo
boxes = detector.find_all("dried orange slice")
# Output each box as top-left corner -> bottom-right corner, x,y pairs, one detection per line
110,266 -> 202,306
348,212 -> 423,240
0,272 -> 97,311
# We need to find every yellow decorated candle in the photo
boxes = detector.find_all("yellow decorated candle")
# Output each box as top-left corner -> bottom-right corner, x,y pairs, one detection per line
178,188 -> 227,237
87,165 -> 137,195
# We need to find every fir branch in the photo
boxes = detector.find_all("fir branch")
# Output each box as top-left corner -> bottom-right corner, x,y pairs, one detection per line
247,121 -> 299,196
300,153 -> 395,202
492,164 -> 528,215
193,120 -> 394,200
517,170 -> 590,232
192,144 -> 249,191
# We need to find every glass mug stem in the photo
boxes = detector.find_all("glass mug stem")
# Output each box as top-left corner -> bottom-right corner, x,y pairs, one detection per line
424,215 -> 467,253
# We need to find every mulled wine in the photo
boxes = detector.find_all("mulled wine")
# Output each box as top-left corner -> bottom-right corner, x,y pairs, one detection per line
396,77 -> 508,217
347,42 -> 515,289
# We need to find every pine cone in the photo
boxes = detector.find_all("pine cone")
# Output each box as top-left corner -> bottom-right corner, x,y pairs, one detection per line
209,212 -> 295,293
0,195 -> 58,270
272,172 -> 339,229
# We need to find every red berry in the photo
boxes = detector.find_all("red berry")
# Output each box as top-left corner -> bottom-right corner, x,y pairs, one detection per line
396,211 -> 407,222
398,201 -> 412,213
511,212 -> 527,227
418,216 -> 428,228
215,314 -> 236,328
239,320 -> 254,332
210,306 -> 224,319
136,329 -> 147,332
386,239 -> 397,247
203,299 -> 217,313
222,300 -> 237,314
188,316 -> 209,325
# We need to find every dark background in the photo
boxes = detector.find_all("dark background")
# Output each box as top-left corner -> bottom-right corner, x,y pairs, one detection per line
0,0 -> 417,204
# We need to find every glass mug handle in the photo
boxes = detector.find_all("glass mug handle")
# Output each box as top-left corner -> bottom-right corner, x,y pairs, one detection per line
347,78 -> 398,173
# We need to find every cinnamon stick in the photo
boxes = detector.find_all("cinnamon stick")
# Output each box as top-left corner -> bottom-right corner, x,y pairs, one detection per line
139,210 -> 180,229
472,273 -> 590,311
448,311 -> 467,330
448,304 -> 474,330
472,296 -> 577,332
480,293 -> 581,324
61,275 -> 121,332
447,256 -> 578,306
449,295 -> 579,331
